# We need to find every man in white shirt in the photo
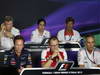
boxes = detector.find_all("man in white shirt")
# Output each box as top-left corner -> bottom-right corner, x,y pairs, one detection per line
57,17 -> 81,43
0,16 -> 20,50
31,18 -> 50,43
78,35 -> 100,68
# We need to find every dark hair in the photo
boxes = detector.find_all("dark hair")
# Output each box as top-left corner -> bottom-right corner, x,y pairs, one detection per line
65,17 -> 75,24
37,18 -> 46,25
14,35 -> 25,44
85,34 -> 94,39
48,36 -> 59,44
4,16 -> 14,22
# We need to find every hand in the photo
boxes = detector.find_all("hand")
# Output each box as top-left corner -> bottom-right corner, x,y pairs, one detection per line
18,66 -> 24,73
4,31 -> 13,38
51,50 -> 59,59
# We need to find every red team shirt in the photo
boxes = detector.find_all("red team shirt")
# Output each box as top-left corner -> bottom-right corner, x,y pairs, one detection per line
64,30 -> 74,36
41,48 -> 67,68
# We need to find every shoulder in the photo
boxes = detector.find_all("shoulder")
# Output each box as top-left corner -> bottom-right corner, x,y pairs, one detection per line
42,48 -> 50,53
58,29 -> 64,34
12,27 -> 20,32
95,47 -> 100,51
41,48 -> 50,58
44,30 -> 50,33
5,50 -> 13,55
79,48 -> 86,53
59,48 -> 66,53
32,29 -> 37,34
22,50 -> 30,54
94,48 -> 100,53
73,29 -> 80,34
59,29 -> 64,32
11,27 -> 20,36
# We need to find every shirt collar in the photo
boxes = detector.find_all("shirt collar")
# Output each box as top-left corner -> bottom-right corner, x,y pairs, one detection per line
36,29 -> 46,36
64,29 -> 74,36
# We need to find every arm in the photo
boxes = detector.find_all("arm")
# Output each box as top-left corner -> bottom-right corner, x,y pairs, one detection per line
95,51 -> 100,67
41,50 -> 49,68
58,52 -> 64,62
4,51 -> 10,65
26,65 -> 32,68
78,50 -> 85,68
75,31 -> 81,42
63,49 -> 68,61
26,53 -> 32,68
46,31 -> 51,38
97,65 -> 100,67
31,31 -> 41,43
43,31 -> 51,39
4,31 -> 14,39
41,58 -> 53,68
55,49 -> 67,62
41,50 -> 58,68
18,53 -> 32,73
79,65 -> 85,67
57,31 -> 64,42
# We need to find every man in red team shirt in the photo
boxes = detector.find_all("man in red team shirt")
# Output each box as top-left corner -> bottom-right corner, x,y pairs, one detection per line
41,36 -> 67,68
57,17 -> 81,42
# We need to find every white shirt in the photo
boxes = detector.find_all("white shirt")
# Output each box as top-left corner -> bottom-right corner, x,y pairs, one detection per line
11,27 -> 20,36
57,29 -> 81,42
78,48 -> 100,68
31,29 -> 50,43
1,37 -> 14,50
0,27 -> 20,50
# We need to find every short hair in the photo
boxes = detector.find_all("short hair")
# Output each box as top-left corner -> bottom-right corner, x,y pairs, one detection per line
85,34 -> 94,39
14,35 -> 25,44
37,18 -> 46,25
48,36 -> 59,44
84,34 -> 95,42
65,17 -> 75,24
4,16 -> 13,22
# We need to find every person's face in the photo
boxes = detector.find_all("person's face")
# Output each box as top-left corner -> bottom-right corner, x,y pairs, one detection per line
4,21 -> 13,31
49,40 -> 59,52
14,40 -> 24,53
86,37 -> 95,51
66,21 -> 74,30
38,21 -> 45,32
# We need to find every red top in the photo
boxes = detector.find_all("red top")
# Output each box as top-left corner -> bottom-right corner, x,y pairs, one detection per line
41,51 -> 64,68
64,30 -> 74,36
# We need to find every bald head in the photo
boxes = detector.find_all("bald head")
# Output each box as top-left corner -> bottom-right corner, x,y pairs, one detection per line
85,35 -> 95,51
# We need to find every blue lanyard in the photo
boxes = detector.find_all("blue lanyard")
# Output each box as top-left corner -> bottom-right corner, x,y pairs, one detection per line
85,49 -> 96,64
64,35 -> 72,41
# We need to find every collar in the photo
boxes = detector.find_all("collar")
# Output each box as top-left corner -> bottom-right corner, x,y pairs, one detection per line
85,47 -> 95,55
36,29 -> 45,36
64,29 -> 74,36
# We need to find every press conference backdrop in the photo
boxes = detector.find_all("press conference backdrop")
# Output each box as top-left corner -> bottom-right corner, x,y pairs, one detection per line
94,34 -> 100,47
0,0 -> 100,42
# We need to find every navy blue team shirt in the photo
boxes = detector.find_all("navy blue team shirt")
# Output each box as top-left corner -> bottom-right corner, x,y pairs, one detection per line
4,49 -> 32,69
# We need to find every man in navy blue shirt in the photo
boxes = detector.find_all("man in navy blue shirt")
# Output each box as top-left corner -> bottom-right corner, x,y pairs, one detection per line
4,35 -> 32,72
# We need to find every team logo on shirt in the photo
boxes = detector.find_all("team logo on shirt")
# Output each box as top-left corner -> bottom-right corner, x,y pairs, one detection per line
10,61 -> 16,65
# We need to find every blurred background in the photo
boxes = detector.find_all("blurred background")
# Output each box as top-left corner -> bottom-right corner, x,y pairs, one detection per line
0,0 -> 100,47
